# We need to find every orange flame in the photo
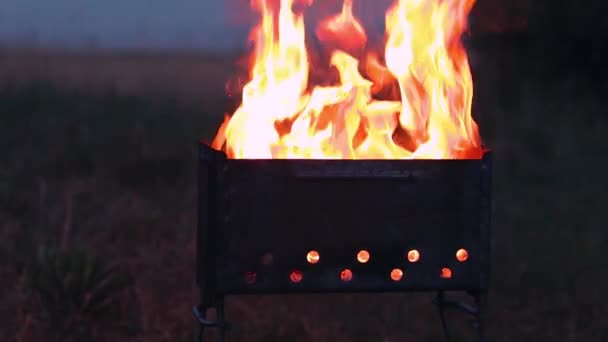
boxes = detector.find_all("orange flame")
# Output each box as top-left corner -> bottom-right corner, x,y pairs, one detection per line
213,0 -> 482,159
316,0 -> 367,54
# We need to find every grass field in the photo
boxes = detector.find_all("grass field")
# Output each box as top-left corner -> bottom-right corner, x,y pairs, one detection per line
1,34 -> 607,341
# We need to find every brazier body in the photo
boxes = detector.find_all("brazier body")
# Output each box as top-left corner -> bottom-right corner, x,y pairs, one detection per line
196,141 -> 492,308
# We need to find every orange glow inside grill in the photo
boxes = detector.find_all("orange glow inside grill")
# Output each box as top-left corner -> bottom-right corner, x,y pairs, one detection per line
390,268 -> 403,281
245,271 -> 257,284
306,250 -> 320,264
340,269 -> 353,282
356,250 -> 370,263
246,248 -> 469,285
407,249 -> 420,262
290,270 -> 303,283
456,248 -> 469,262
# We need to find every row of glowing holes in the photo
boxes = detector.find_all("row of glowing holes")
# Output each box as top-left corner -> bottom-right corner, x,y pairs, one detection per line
285,249 -> 469,283
288,266 -> 450,283
306,248 -> 469,264
244,249 -> 469,284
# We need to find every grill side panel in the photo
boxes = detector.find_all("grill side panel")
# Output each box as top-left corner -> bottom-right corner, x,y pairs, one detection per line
479,150 -> 493,289
198,146 -> 491,294
197,142 -> 225,307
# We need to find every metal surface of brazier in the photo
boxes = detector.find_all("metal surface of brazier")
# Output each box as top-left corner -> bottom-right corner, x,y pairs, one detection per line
197,141 -> 492,305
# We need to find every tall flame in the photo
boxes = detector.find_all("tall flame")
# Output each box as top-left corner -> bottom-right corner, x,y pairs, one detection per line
212,0 -> 481,159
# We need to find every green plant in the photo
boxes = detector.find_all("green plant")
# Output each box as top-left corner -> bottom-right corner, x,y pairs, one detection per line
30,246 -> 133,340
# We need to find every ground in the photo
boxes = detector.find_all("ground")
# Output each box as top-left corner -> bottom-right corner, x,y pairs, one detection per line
0,34 -> 607,341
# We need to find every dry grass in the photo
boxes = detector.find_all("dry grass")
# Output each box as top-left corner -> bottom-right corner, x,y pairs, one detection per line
1,34 -> 607,341
0,48 -> 241,105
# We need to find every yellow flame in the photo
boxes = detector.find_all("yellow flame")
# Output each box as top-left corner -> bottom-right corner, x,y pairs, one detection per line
213,0 -> 482,160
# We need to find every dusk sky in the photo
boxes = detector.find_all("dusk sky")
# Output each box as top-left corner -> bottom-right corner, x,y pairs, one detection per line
0,0 -> 249,51
0,0 -> 401,52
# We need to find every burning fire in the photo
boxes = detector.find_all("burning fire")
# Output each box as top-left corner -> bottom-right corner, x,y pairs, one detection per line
212,0 -> 481,159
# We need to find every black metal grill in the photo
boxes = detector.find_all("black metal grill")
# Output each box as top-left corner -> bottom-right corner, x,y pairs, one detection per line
194,140 -> 492,341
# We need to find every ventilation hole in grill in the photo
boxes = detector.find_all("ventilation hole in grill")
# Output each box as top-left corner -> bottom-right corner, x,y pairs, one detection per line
390,268 -> 403,281
357,250 -> 370,263
340,269 -> 353,282
306,250 -> 320,264
289,270 -> 303,283
440,267 -> 452,279
261,252 -> 273,266
407,249 -> 420,262
456,248 -> 469,262
244,271 -> 256,284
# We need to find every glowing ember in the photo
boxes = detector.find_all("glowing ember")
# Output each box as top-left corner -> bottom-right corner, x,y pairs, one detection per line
356,250 -> 370,263
407,249 -> 420,262
306,250 -> 320,264
340,268 -> 353,282
290,270 -> 304,283
456,248 -> 469,262
213,0 -> 481,159
390,268 -> 404,281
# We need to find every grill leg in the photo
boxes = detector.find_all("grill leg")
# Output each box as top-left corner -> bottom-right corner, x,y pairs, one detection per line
192,297 -> 228,342
196,315 -> 204,342
216,297 -> 226,342
434,291 -> 487,342
192,305 -> 207,342
436,291 -> 452,342
471,291 -> 487,342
